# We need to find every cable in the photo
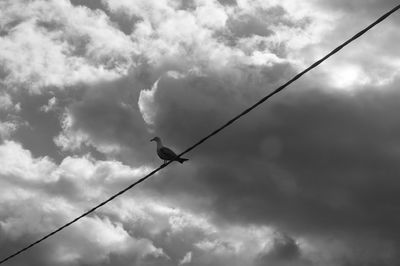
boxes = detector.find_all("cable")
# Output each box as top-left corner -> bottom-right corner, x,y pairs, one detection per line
176,3 -> 400,159
1,3 -> 399,265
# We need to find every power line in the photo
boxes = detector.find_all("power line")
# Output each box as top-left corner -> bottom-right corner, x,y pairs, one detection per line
1,3 -> 399,265
177,3 -> 400,159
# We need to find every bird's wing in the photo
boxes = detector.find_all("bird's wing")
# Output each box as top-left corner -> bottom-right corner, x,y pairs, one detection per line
159,147 -> 178,159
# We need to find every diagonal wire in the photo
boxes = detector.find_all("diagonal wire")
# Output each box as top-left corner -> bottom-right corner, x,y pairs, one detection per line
1,3 -> 400,265
177,4 -> 400,159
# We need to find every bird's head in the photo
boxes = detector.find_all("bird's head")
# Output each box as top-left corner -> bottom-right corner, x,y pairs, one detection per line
150,136 -> 160,142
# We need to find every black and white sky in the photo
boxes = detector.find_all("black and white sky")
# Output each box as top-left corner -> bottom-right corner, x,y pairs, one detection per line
1,0 -> 400,265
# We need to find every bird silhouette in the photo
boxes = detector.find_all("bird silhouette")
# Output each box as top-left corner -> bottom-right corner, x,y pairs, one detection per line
150,137 -> 188,164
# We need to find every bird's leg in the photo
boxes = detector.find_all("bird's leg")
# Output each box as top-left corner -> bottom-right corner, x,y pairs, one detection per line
164,160 -> 167,164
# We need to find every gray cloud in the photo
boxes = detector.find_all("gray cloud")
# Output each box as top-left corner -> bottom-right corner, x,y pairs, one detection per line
53,73 -> 158,165
70,0 -> 106,10
217,0 -> 237,6
315,0 -> 400,18
226,14 -> 275,39
255,234 -> 311,266
2,0 -> 400,265
143,70 -> 400,264
70,0 -> 142,35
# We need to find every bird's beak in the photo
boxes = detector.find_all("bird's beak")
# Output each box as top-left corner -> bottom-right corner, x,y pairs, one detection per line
150,138 -> 155,142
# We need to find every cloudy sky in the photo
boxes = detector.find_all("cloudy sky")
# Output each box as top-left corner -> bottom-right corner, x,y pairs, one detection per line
1,0 -> 400,265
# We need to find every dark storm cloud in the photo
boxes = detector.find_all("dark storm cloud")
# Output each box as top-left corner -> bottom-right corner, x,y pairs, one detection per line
64,76 -> 153,165
0,232 -> 56,266
144,68 -> 400,263
255,234 -> 312,266
3,0 -> 400,265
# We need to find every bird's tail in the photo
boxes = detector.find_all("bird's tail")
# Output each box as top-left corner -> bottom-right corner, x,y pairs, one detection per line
177,157 -> 189,164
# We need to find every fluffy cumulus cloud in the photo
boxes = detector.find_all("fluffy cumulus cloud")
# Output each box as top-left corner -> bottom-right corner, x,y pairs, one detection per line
0,92 -> 21,141
1,0 -> 400,265
0,141 -> 165,266
0,0 -> 134,93
0,140 -> 282,266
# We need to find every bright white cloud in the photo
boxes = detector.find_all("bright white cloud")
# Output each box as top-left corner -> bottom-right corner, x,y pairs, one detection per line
104,0 -> 296,73
0,0 -> 135,93
138,78 -> 160,126
328,63 -> 371,90
179,251 -> 192,265
0,140 -> 162,264
194,1 -> 228,29
0,140 -> 56,182
40,96 -> 57,113
0,140 -> 275,265
51,216 -> 165,265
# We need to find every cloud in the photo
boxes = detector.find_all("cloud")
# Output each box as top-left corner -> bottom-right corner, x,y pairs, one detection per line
0,140 -> 287,266
40,0 -> 314,164
0,93 -> 13,111
138,78 -> 161,127
179,252 -> 192,265
0,121 -> 18,139
137,62 -> 400,265
288,0 -> 400,92
0,140 -> 165,265
255,233 -> 313,266
103,0 -> 302,72
2,0 -> 400,265
0,92 -> 21,140
0,0 -> 134,93
54,76 -> 152,164
40,97 -> 57,113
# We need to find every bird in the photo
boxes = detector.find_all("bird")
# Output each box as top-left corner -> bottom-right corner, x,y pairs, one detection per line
150,137 -> 188,164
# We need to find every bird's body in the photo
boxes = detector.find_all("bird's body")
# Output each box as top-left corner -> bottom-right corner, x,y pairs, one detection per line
151,137 -> 188,164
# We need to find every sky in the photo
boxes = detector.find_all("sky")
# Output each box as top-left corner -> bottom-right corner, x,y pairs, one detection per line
1,0 -> 400,265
